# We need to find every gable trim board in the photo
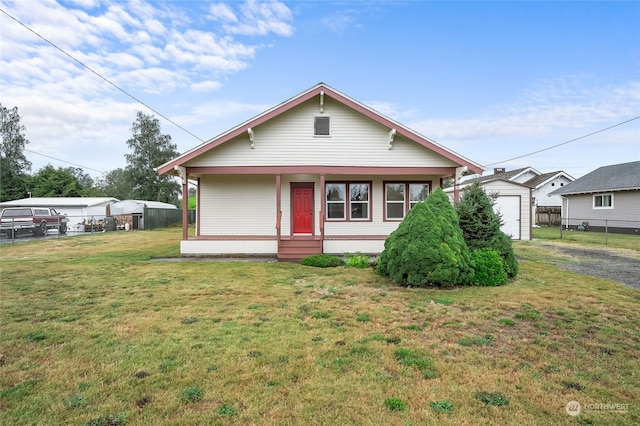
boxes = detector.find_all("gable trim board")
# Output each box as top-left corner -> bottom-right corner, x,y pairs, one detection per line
159,83 -> 484,258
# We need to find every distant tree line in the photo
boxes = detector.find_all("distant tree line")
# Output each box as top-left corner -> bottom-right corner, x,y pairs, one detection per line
0,104 -> 181,205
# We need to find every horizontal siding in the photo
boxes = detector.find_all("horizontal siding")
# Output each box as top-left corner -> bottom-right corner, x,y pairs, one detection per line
186,98 -> 458,168
564,191 -> 640,227
199,175 -> 276,236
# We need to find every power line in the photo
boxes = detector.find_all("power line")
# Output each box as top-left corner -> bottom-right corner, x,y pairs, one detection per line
25,149 -> 106,174
484,116 -> 640,167
0,7 -> 206,145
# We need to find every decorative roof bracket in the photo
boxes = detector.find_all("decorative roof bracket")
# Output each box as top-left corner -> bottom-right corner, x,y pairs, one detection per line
388,128 -> 397,150
248,128 -> 255,149
319,90 -> 324,113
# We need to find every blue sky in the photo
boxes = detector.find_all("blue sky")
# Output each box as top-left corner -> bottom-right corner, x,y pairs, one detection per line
1,0 -> 639,181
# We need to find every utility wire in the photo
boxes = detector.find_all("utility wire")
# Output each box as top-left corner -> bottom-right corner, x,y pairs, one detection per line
484,116 -> 640,167
0,7 -> 206,144
24,148 -> 106,174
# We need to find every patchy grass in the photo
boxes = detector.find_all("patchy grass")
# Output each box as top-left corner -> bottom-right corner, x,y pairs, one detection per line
0,228 -> 638,425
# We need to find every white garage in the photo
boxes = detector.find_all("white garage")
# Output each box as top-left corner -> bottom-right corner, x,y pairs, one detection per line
493,194 -> 522,239
479,179 -> 531,240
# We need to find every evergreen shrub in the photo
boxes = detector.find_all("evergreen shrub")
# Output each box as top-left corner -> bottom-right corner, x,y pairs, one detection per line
469,248 -> 507,286
301,254 -> 344,268
456,182 -> 518,278
377,188 -> 473,287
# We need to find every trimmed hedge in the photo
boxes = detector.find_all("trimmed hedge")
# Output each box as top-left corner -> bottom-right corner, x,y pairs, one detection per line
301,254 -> 345,268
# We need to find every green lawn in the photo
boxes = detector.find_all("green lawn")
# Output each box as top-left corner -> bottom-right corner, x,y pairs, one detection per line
1,229 -> 638,425
533,226 -> 640,251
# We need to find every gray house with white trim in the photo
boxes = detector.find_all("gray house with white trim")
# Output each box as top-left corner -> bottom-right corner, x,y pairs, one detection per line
549,161 -> 640,234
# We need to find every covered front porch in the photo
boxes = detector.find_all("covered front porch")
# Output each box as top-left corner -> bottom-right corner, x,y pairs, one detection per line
174,165 -> 465,259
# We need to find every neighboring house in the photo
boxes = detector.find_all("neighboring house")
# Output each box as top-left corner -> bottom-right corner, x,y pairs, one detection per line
109,200 -> 179,230
157,83 -> 483,258
549,161 -> 640,234
444,175 -> 532,240
0,197 -> 118,231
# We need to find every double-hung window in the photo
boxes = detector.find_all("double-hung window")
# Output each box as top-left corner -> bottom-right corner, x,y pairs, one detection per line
326,182 -> 370,221
593,193 -> 613,209
385,182 -> 431,220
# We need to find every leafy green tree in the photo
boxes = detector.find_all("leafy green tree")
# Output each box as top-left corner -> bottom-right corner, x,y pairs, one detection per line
96,168 -> 132,200
377,188 -> 473,287
1,104 -> 32,201
456,182 -> 518,277
124,111 -> 180,203
28,165 -> 87,197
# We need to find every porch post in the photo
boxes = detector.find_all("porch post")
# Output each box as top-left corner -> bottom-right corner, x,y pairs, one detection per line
174,166 -> 189,241
320,174 -> 325,249
276,174 -> 282,241
182,180 -> 188,240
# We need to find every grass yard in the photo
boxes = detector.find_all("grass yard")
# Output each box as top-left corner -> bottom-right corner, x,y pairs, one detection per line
1,229 -> 638,425
532,226 -> 640,250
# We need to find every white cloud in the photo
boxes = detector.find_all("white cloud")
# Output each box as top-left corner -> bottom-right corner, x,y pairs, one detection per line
211,0 -> 294,36
208,3 -> 238,23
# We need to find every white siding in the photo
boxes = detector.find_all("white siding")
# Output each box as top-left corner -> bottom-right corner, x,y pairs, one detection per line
181,240 -> 277,256
483,180 -> 531,240
324,240 -> 385,255
185,98 -> 458,168
199,175 -> 276,236
534,176 -> 573,208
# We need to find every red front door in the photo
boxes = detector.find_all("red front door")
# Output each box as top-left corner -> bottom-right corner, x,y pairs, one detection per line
292,184 -> 313,234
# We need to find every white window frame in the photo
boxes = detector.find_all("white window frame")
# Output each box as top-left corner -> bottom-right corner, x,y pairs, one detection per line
384,182 -> 431,220
325,182 -> 371,221
593,193 -> 613,209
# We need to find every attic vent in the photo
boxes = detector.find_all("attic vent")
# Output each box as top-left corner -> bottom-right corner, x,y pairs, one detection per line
494,167 -> 506,174
314,116 -> 331,136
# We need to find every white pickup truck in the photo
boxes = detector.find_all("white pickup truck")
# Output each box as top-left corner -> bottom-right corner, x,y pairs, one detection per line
0,207 -> 69,238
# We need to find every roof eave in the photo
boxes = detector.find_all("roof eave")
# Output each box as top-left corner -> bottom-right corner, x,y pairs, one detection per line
157,83 -> 484,176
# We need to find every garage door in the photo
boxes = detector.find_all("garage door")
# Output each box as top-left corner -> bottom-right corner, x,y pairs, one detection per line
493,196 -> 520,239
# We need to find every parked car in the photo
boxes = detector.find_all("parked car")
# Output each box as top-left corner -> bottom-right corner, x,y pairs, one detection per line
0,207 -> 69,238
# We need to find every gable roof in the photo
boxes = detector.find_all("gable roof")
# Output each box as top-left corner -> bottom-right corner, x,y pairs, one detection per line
525,171 -> 574,189
461,167 -> 533,185
549,161 -> 640,196
157,83 -> 483,176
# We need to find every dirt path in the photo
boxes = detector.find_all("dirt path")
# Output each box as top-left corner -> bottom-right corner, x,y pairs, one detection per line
537,243 -> 640,290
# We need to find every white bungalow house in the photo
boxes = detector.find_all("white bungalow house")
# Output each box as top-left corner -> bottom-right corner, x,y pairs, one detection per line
158,83 -> 483,258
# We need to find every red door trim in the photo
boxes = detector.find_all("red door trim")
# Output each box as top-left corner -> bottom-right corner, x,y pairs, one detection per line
290,182 -> 314,235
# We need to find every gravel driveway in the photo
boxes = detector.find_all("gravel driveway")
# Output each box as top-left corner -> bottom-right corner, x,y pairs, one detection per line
538,243 -> 640,290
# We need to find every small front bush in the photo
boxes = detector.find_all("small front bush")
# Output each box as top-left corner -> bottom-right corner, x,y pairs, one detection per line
301,254 -> 344,268
345,252 -> 370,268
469,248 -> 508,286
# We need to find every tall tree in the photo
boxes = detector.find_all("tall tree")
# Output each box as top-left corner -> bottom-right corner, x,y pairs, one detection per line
96,168 -> 132,200
1,104 -> 32,201
124,111 -> 180,203
28,165 -> 90,197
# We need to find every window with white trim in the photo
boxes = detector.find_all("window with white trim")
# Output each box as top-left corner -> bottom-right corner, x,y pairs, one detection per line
385,182 -> 431,220
314,116 -> 331,136
326,182 -> 370,220
593,193 -> 613,209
